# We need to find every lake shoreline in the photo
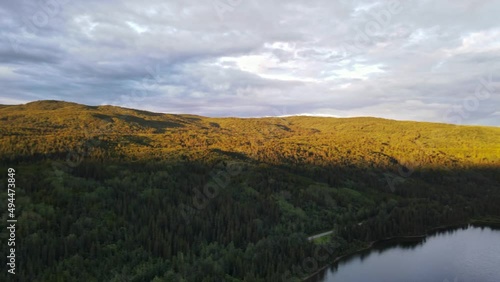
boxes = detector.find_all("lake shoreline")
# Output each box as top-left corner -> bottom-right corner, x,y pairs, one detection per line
302,221 -> 492,282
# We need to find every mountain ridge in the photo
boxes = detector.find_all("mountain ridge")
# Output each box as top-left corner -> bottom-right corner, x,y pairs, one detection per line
2,100 -> 498,129
1,100 -> 499,168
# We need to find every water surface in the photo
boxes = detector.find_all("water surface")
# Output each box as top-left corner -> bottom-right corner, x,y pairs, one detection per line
310,225 -> 500,282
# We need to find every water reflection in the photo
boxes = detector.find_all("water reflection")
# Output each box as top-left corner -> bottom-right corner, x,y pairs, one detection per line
309,225 -> 500,282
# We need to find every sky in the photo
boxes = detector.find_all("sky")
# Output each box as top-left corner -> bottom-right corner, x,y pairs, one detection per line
0,0 -> 499,126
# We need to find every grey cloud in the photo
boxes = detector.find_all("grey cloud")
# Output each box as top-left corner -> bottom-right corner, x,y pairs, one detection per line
0,0 -> 499,126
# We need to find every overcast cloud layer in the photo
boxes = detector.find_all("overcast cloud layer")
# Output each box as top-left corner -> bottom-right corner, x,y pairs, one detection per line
1,0 -> 499,125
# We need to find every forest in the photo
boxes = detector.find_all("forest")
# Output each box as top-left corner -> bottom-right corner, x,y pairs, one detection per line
0,100 -> 499,281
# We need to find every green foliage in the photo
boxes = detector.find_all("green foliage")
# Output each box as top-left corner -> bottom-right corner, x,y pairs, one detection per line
0,100 -> 499,281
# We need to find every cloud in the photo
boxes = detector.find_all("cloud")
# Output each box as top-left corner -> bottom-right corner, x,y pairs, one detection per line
0,0 -> 499,126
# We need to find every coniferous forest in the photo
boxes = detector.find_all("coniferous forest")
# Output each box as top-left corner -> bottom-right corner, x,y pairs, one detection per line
1,100 -> 499,281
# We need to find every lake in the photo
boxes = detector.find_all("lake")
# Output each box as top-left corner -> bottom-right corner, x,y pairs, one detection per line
308,225 -> 500,282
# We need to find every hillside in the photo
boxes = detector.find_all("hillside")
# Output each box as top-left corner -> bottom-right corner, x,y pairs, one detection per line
0,100 -> 499,281
1,100 -> 499,167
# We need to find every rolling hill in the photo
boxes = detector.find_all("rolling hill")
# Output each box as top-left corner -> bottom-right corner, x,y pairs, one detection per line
0,100 -> 499,281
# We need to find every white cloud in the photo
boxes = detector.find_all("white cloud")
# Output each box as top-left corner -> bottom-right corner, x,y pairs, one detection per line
327,64 -> 385,80
458,29 -> 500,53
126,21 -> 149,34
0,0 -> 499,126
74,15 -> 99,37
0,66 -> 19,79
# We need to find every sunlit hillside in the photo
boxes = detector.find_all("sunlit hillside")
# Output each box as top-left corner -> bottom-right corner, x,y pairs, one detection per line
0,100 -> 499,281
1,100 -> 499,168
